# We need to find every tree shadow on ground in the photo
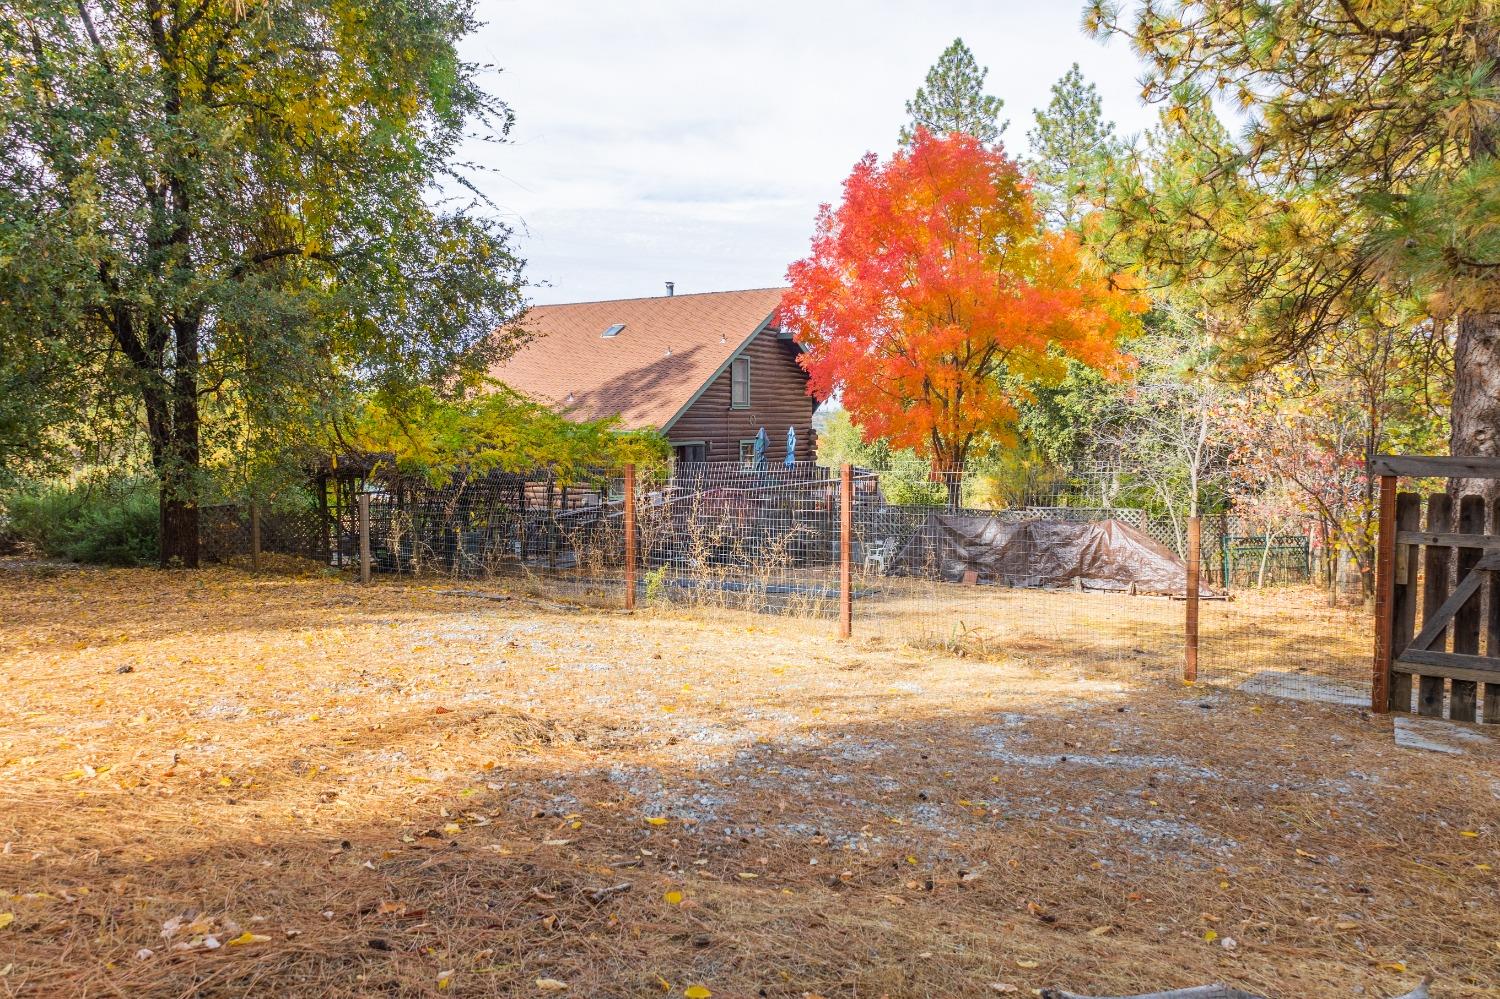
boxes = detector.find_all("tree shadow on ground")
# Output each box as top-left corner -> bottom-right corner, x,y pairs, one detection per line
1,674 -> 1489,999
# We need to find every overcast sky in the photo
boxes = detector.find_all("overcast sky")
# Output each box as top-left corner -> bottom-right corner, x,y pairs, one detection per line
457,1 -> 1160,306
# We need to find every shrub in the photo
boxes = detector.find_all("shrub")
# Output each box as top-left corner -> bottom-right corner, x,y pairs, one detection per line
4,474 -> 159,566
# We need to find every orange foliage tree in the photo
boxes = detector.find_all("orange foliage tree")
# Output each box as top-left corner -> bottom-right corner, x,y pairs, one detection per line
781,129 -> 1145,506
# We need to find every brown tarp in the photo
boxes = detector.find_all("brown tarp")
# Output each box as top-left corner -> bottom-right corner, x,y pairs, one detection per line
891,514 -> 1209,595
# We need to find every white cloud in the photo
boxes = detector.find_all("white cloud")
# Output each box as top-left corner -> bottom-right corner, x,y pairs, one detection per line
457,0 -> 1159,304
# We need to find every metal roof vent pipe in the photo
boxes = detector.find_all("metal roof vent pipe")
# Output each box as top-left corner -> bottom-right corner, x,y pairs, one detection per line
665,281 -> 674,297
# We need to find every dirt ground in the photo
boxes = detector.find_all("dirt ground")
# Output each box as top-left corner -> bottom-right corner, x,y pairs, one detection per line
0,560 -> 1495,998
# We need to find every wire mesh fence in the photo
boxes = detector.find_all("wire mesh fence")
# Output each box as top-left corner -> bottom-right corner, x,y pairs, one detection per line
354,470 -> 629,605
633,462 -> 846,618
218,460 -> 1373,709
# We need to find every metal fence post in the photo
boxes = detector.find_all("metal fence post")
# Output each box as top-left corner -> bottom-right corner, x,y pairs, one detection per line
250,501 -> 262,572
839,463 -> 852,639
624,464 -> 637,611
1371,473 -> 1397,713
358,492 -> 371,585
1185,514 -> 1201,682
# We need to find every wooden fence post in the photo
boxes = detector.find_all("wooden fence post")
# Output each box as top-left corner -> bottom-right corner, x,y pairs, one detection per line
1418,494 -> 1453,717
1488,498 -> 1500,724
1184,514 -> 1200,682
1389,491 -> 1422,712
623,464 -> 637,611
1371,474 -> 1397,713
358,492 -> 371,585
250,501 -> 262,572
839,463 -> 852,639
1450,495 -> 1486,721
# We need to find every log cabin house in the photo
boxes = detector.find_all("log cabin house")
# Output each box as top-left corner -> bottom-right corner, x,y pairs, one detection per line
490,288 -> 819,465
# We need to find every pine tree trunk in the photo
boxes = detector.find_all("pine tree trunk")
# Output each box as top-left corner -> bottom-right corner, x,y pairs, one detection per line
1450,311 -> 1500,500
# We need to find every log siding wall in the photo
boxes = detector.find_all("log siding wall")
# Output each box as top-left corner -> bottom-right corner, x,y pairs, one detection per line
665,329 -> 816,463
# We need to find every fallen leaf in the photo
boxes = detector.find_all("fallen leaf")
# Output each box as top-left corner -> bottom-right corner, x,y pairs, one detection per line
0,914 -> 12,930
1015,959 -> 1038,969
683,987 -> 712,999
536,978 -> 568,991
645,817 -> 669,826
663,890 -> 684,905
990,986 -> 1019,995
1087,925 -> 1112,937
1024,901 -> 1054,923
227,932 -> 270,946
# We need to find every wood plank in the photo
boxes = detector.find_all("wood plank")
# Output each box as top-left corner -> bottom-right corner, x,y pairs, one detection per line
1389,493 -> 1422,712
1396,530 -> 1500,548
1488,498 -> 1500,725
1418,494 -> 1452,717
1450,496 -> 1485,720
1370,454 -> 1500,478
1409,555 -> 1487,652
1395,648 -> 1500,685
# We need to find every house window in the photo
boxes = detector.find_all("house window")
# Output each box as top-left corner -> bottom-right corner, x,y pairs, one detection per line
730,357 -> 750,409
673,442 -> 707,464
738,439 -> 757,465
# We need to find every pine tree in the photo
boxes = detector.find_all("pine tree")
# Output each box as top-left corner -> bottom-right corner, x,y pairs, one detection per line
1026,64 -> 1123,231
899,38 -> 1007,147
1089,2 -> 1500,491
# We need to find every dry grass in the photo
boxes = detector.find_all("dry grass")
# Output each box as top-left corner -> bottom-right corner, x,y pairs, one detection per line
0,559 -> 1495,998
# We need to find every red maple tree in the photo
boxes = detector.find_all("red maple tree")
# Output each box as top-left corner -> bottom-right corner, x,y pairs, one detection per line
781,129 -> 1145,506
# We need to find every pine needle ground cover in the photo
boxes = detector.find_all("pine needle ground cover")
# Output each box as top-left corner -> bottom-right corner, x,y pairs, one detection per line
0,562 -> 1493,997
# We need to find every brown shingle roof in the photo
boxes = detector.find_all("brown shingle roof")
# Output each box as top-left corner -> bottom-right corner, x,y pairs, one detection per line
489,288 -> 788,432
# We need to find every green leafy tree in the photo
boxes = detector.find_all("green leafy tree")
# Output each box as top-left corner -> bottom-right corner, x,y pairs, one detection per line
344,382 -> 669,487
814,410 -> 945,506
1088,2 -> 1500,492
1026,63 -> 1124,231
899,38 -> 1007,146
0,0 -> 527,565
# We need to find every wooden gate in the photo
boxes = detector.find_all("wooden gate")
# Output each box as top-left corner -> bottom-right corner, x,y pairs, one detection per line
1372,455 -> 1500,721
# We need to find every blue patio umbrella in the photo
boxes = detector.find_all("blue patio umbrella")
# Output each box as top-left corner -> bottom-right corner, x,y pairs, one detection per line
753,427 -> 768,470
784,426 -> 797,467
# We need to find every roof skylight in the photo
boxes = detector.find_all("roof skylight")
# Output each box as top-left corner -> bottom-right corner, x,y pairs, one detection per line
601,323 -> 625,338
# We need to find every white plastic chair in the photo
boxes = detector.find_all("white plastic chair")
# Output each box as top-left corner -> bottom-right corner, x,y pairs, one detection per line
863,537 -> 897,575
